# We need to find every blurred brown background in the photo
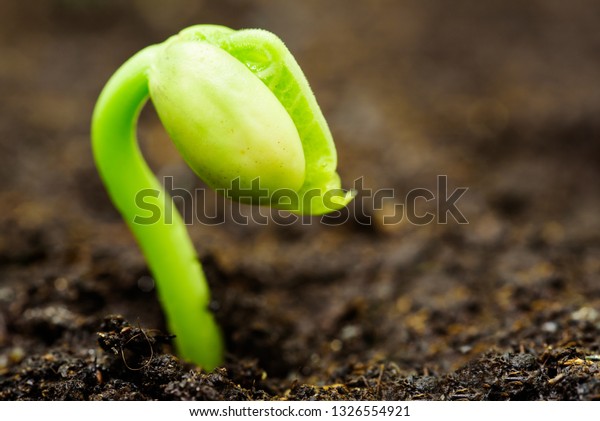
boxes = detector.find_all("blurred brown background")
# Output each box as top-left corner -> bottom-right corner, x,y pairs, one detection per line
1,0 -> 599,399
1,0 -> 599,230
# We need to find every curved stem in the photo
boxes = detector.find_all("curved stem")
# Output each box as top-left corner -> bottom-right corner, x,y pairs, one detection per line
92,46 -> 223,370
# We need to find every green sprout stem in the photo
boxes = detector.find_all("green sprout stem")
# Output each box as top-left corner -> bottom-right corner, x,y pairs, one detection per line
92,46 -> 223,369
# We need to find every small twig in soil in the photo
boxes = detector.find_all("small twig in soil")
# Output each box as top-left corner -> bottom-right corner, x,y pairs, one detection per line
120,328 -> 154,371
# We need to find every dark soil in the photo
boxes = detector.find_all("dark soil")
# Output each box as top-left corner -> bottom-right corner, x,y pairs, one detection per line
1,0 -> 599,400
